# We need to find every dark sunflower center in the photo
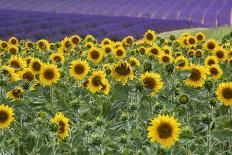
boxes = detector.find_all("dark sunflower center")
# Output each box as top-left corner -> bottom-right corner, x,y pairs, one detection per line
53,56 -> 61,62
104,41 -> 109,45
184,39 -> 188,45
91,50 -> 100,59
0,111 -> 9,123
105,48 -> 111,54
197,35 -> 203,40
74,64 -> 84,74
146,33 -> 153,41
178,60 -> 185,67
26,59 -> 31,65
189,38 -> 195,44
126,38 -> 132,44
38,42 -> 45,49
101,84 -> 106,91
151,48 -> 158,55
195,51 -> 202,57
157,123 -> 173,138
43,69 -> 55,80
11,39 -> 17,44
210,68 -> 218,75
164,50 -> 170,55
92,76 -> 102,86
207,42 -> 215,50
143,77 -> 156,89
65,41 -> 71,48
189,69 -> 201,81
12,89 -> 23,98
27,42 -> 33,48
130,61 -> 136,66
87,44 -> 92,48
162,56 -> 170,63
23,71 -> 34,82
176,53 -> 181,57
10,48 -> 16,54
116,50 -> 123,56
216,51 -> 224,58
72,37 -> 79,44
2,42 -> 7,48
58,121 -> 65,133
115,63 -> 131,76
222,88 -> 232,99
208,59 -> 215,66
83,80 -> 89,87
11,60 -> 20,68
189,51 -> 194,57
32,62 -> 41,71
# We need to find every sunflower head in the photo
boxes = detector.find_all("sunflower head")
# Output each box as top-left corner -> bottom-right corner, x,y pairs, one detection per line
158,53 -> 174,64
144,29 -> 156,44
37,39 -> 50,51
204,39 -> 218,51
0,41 -> 9,49
101,38 -> 111,46
216,82 -> 232,106
70,35 -> 81,46
113,47 -> 126,59
69,59 -> 89,80
195,49 -> 204,58
147,44 -> 161,57
123,36 -> 134,46
101,79 -> 111,95
61,37 -> 72,49
8,37 -> 18,46
128,57 -> 140,67
25,41 -> 34,49
30,58 -> 43,73
87,47 -> 103,64
147,114 -> 180,148
87,70 -> 106,93
0,104 -> 14,129
102,45 -> 113,56
162,46 -> 173,55
208,65 -> 223,80
19,68 -> 35,82
6,87 -> 24,101
8,45 -> 18,55
175,56 -> 189,70
49,53 -> 65,64
213,47 -> 228,61
195,32 -> 206,42
51,112 -> 69,139
204,56 -> 218,66
8,55 -> 26,69
39,64 -> 60,85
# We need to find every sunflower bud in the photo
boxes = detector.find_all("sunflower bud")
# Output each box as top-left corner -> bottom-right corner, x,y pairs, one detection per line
120,134 -> 128,144
181,126 -> 193,139
200,114 -> 212,125
38,112 -> 46,119
209,98 -> 217,107
131,50 -> 135,55
148,55 -> 155,60
120,113 -> 128,121
106,68 -> 111,75
165,64 -> 174,74
136,82 -> 143,92
108,57 -> 114,63
84,122 -> 93,131
129,103 -> 137,111
179,94 -> 189,104
160,39 -> 165,44
22,82 -> 30,90
204,80 -> 213,91
168,42 -> 172,46
143,62 -> 152,72
91,134 -> 102,146
170,35 -> 176,41
95,117 -> 104,127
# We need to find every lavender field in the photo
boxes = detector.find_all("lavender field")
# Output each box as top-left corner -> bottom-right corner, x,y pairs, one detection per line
0,0 -> 232,155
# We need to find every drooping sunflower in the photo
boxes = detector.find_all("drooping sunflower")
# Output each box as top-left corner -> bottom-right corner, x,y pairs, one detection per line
0,65 -> 20,82
51,112 -> 69,139
0,41 -> 8,49
111,61 -> 134,84
8,37 -> 18,46
101,79 -> 111,95
180,37 -> 189,47
0,104 -> 14,129
87,47 -> 103,64
85,35 -> 95,42
188,49 -> 195,57
8,55 -> 26,69
195,32 -> 206,42
69,59 -> 89,80
144,29 -> 156,44
158,53 -> 174,64
8,45 -> 18,55
87,70 -> 106,93
213,47 -> 228,61
175,56 -> 189,70
204,56 -> 218,66
102,45 -> 113,56
147,114 -> 180,148
216,82 -> 232,106
162,46 -> 173,55
49,43 -> 56,51
39,64 -> 60,85
6,87 -> 24,101
147,44 -> 162,57
70,35 -> 81,46
184,64 -> 208,87
128,57 -> 140,67
204,39 -> 218,51
123,36 -> 134,46
113,47 -> 126,59
140,72 -> 163,96
18,68 -> 35,82
30,58 -> 43,74
37,39 -> 50,51
208,64 -> 223,80
61,37 -> 72,49
49,53 -> 65,64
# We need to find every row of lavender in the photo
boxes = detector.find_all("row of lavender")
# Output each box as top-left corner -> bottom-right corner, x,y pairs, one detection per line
0,0 -> 231,27
0,9 -> 203,41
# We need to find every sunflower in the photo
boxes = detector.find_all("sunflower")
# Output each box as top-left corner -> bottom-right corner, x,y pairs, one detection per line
158,53 -> 174,64
8,55 -> 26,69
49,53 -> 65,64
147,44 -> 161,57
101,38 -> 112,46
87,47 -> 103,64
204,56 -> 218,66
228,57 -> 232,65
102,45 -> 113,56
144,29 -> 156,44
139,46 -> 147,55
180,32 -> 190,39
188,49 -> 195,57
25,41 -> 34,49
184,64 -> 208,87
113,47 -> 126,59
69,60 -> 89,80
147,114 -> 180,148
39,64 -> 60,85
37,39 -> 50,51
128,57 -> 140,67
162,46 -> 173,55
61,37 -> 72,49
174,52 -> 182,58
216,82 -> 232,106
85,42 -> 94,49
114,42 -> 123,49
208,64 -> 223,80
111,61 -> 134,84
30,58 -> 43,74
87,70 -> 106,93
140,72 -> 163,96
70,35 -> 81,46
195,32 -> 206,42
30,81 -> 41,91
0,41 -> 8,49
0,65 -> 20,82
0,104 -> 14,129
8,37 -> 18,46
57,47 -> 70,56
51,112 -> 69,139
8,45 -> 18,55
181,37 -> 189,47
204,39 -> 218,51
213,47 -> 228,61
195,49 -> 204,58
85,35 -> 95,42
187,36 -> 197,47
49,43 -> 56,51
18,68 -> 35,82
6,87 -> 24,100
123,36 -> 134,46
101,79 -> 111,95
175,56 -> 189,70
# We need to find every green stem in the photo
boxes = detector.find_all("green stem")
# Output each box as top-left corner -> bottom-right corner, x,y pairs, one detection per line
50,86 -> 53,104
52,136 -> 56,155
171,69 -> 176,104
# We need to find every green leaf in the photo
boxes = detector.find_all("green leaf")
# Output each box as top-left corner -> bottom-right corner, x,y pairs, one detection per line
212,128 -> 232,140
131,129 -> 141,139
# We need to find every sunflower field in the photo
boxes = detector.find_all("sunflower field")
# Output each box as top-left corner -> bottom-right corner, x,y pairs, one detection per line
0,29 -> 232,155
